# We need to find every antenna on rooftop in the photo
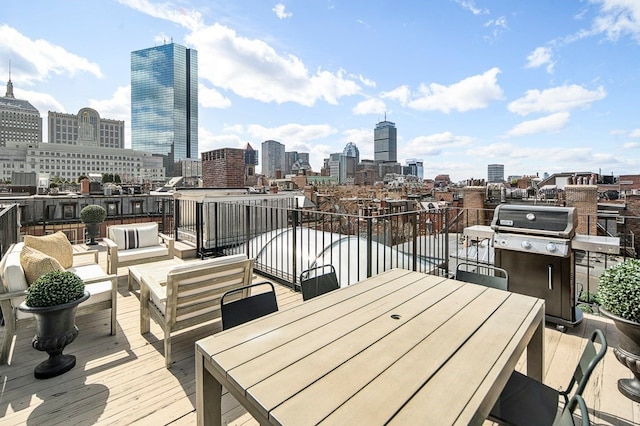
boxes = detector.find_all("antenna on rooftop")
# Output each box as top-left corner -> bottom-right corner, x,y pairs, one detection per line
8,59 -> 11,81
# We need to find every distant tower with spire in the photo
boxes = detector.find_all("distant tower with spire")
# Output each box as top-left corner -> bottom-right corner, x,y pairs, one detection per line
1,61 -> 43,146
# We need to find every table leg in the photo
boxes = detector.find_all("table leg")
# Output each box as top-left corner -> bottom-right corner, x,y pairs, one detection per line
526,314 -> 544,382
196,348 -> 222,426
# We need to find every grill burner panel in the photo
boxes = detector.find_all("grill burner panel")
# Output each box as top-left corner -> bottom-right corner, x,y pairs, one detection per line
491,204 -> 578,238
493,232 -> 571,257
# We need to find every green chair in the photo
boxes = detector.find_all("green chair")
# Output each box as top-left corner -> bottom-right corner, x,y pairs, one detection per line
489,329 -> 606,426
455,262 -> 508,291
552,394 -> 590,426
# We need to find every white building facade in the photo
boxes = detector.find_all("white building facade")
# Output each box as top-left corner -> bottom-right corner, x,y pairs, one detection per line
0,141 -> 165,184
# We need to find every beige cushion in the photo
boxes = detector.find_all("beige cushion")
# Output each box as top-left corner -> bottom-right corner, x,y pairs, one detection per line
20,246 -> 65,286
109,223 -> 159,250
24,231 -> 73,268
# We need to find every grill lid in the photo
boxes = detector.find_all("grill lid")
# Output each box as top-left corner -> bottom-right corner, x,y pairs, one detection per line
490,204 -> 578,238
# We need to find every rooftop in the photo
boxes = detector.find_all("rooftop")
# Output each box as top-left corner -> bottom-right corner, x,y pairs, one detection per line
0,246 -> 638,425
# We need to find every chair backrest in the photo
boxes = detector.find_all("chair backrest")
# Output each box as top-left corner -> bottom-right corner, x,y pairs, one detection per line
552,394 -> 590,426
566,328 -> 607,399
455,262 -> 509,291
220,281 -> 278,330
299,265 -> 339,301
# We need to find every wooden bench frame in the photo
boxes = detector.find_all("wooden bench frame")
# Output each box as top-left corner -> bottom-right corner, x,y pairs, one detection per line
139,255 -> 253,368
0,246 -> 117,365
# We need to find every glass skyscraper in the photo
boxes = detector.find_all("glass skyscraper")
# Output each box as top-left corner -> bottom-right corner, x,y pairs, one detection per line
131,43 -> 198,177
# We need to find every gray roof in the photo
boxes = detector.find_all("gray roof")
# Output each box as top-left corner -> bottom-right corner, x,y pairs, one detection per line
0,96 -> 39,113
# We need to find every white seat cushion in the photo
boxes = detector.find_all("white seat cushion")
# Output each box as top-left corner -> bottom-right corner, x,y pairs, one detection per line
117,246 -> 169,263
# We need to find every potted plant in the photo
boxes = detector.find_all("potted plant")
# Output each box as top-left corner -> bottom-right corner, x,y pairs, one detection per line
598,258 -> 640,402
80,204 -> 106,245
18,270 -> 90,379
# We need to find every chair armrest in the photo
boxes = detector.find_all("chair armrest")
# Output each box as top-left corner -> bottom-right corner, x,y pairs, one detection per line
159,233 -> 174,243
103,238 -> 118,275
142,276 -> 167,301
73,249 -> 99,264
159,233 -> 174,254
103,238 -> 118,250
0,289 -> 27,300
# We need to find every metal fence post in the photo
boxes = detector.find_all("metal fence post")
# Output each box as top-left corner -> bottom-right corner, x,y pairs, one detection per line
367,216 -> 373,278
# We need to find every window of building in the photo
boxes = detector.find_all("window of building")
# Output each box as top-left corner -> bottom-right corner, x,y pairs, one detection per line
62,203 -> 76,220
131,200 -> 144,215
106,202 -> 119,217
45,205 -> 56,220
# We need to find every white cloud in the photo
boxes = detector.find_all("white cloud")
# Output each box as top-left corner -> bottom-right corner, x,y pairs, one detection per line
88,85 -> 131,147
273,3 -> 292,19
404,132 -> 474,157
408,68 -> 504,113
590,0 -> 640,43
508,85 -> 606,116
185,23 -> 361,106
246,123 -> 337,142
623,142 -> 640,149
630,128 -> 640,138
198,127 -> 246,154
526,47 -> 555,74
199,83 -> 232,108
117,0 -> 204,31
381,85 -> 411,105
352,98 -> 386,115
454,0 -> 489,15
506,112 -> 570,137
0,25 -> 102,86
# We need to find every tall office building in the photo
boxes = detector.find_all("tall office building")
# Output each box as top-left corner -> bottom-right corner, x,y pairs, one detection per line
261,140 -> 286,179
131,42 -> 198,177
374,120 -> 397,162
488,164 -> 505,183
48,108 -> 124,148
343,142 -> 360,165
1,74 -> 42,147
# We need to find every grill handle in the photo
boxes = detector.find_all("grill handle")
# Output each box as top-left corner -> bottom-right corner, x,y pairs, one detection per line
548,264 -> 553,290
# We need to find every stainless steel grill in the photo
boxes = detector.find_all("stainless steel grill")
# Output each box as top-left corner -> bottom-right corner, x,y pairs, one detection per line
489,204 -> 618,330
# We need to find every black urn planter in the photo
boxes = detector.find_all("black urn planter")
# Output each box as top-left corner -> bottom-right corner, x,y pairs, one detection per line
600,307 -> 640,402
18,291 -> 90,379
85,223 -> 100,245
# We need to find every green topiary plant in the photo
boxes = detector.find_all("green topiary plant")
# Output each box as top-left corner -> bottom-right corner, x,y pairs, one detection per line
80,204 -> 106,224
25,270 -> 85,308
598,259 -> 640,323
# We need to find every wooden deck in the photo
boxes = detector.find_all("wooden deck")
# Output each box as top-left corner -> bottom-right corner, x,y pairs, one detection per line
1,248 -> 639,425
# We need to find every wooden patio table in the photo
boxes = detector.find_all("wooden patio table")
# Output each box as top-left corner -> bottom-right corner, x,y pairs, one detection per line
195,268 -> 545,425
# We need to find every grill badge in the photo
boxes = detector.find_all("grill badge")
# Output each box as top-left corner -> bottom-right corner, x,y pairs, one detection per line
499,219 -> 513,226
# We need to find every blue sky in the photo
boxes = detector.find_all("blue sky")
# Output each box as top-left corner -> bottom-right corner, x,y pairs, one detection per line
2,0 -> 640,182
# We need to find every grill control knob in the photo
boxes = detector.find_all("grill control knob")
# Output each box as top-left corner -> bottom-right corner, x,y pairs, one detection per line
521,240 -> 532,249
546,243 -> 557,253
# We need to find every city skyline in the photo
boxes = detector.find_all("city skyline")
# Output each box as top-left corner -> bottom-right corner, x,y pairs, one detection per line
3,1 -> 640,182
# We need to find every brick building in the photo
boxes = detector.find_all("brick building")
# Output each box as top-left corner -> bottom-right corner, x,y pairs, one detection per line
201,148 -> 245,187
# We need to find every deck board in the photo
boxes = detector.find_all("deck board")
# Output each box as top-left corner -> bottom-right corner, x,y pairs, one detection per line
1,247 -> 639,425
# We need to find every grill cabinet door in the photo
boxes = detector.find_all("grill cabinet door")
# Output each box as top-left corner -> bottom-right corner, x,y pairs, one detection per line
495,249 -> 572,321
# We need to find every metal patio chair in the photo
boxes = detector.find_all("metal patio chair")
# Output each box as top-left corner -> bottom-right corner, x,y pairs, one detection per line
299,264 -> 340,301
489,328 -> 607,426
220,281 -> 278,330
552,394 -> 590,426
454,262 -> 509,291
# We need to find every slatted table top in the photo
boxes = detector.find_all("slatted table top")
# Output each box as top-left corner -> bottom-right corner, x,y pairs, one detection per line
196,269 -> 545,426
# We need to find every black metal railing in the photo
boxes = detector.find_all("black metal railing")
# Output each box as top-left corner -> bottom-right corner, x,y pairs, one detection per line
0,204 -> 20,259
178,200 -> 637,295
